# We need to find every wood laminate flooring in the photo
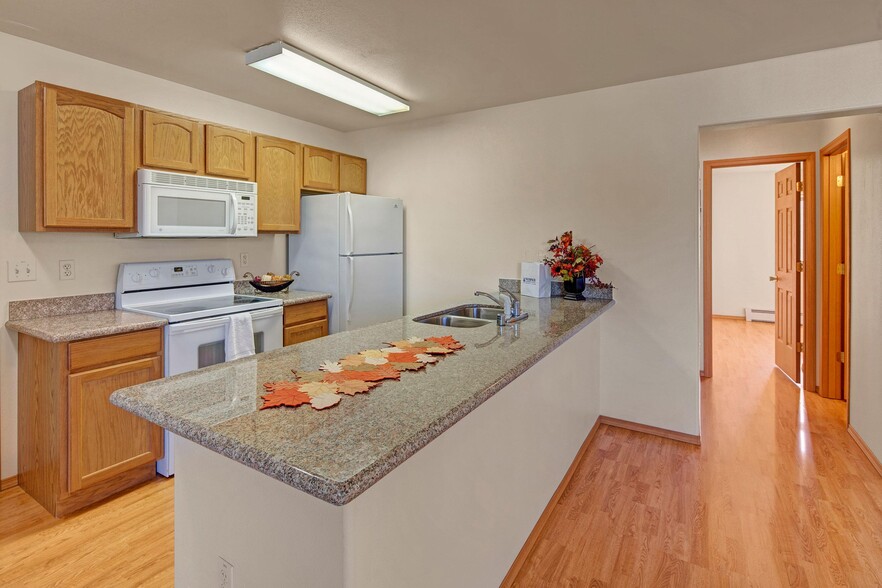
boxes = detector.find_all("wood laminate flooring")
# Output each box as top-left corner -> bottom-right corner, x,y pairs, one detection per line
0,476 -> 173,586
2,319 -> 881,586
513,319 -> 882,586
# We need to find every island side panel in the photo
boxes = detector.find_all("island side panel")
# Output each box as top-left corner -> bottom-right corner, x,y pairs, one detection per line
173,322 -> 600,587
174,436 -> 345,588
344,323 -> 601,588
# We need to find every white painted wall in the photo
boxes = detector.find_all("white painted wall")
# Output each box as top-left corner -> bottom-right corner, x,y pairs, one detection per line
350,40 -> 882,442
711,165 -> 784,317
0,32 -> 353,478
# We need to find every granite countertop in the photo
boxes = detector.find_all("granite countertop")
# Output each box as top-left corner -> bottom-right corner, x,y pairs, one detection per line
111,296 -> 614,506
6,310 -> 168,343
233,280 -> 331,306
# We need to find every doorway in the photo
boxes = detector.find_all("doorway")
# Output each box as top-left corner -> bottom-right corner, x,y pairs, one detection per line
701,153 -> 817,392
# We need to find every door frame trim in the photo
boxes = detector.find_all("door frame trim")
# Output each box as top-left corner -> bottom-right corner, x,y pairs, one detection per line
819,129 -> 851,403
701,153 -> 817,393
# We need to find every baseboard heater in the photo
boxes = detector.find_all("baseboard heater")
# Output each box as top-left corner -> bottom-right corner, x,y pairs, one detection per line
746,308 -> 775,323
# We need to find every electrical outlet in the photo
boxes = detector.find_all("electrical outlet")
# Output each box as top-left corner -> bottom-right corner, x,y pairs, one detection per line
239,253 -> 249,267
218,556 -> 234,588
7,259 -> 36,282
59,260 -> 75,281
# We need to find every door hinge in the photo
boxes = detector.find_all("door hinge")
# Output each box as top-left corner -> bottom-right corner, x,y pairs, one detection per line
836,175 -> 844,188
796,261 -> 804,272
838,351 -> 846,363
837,263 -> 846,275
796,181 -> 805,192
796,342 -> 804,352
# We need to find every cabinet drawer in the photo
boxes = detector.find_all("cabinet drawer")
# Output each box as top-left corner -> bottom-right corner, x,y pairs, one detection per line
284,320 -> 329,346
284,300 -> 328,326
69,328 -> 163,373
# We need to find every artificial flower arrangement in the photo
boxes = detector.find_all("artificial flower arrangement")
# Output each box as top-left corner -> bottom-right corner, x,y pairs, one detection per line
543,231 -> 609,299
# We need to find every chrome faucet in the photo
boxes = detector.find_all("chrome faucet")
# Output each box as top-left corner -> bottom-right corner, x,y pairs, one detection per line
474,288 -> 529,326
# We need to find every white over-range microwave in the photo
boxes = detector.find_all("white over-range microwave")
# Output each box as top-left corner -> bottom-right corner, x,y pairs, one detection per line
118,169 -> 258,238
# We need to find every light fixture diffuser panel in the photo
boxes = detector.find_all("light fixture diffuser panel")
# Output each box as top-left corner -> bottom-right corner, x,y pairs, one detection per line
246,41 -> 409,116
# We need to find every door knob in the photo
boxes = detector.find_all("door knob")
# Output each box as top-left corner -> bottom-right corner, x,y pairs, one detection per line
769,276 -> 779,281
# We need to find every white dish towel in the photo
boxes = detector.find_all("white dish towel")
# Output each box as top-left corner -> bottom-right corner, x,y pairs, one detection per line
225,313 -> 255,361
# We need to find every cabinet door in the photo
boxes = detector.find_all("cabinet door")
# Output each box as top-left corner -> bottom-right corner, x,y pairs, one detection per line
256,135 -> 301,232
302,146 -> 339,192
205,124 -> 254,180
68,356 -> 163,492
339,155 -> 367,194
284,320 -> 329,346
43,85 -> 136,229
141,109 -> 203,173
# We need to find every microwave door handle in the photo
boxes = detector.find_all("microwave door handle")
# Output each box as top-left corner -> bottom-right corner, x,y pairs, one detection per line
229,194 -> 238,235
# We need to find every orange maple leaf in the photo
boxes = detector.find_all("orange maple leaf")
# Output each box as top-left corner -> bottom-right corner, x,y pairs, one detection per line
427,336 -> 465,350
260,383 -> 311,410
323,363 -> 401,382
384,352 -> 420,363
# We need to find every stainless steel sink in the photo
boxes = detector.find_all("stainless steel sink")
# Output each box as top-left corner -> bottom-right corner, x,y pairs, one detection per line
412,305 -> 504,328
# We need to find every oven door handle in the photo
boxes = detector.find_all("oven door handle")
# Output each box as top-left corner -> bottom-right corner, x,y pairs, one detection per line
167,314 -> 231,334
249,307 -> 283,320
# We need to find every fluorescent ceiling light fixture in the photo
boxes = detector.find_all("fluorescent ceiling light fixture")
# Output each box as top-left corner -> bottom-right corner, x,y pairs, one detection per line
246,41 -> 410,117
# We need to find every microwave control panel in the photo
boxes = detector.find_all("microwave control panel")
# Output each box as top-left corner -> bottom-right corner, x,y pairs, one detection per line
235,195 -> 257,237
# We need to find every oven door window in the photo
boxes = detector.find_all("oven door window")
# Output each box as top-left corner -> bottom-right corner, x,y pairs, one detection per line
197,332 -> 265,369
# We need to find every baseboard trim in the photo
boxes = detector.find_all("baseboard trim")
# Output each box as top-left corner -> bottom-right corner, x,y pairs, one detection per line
712,314 -> 745,321
1,474 -> 19,491
599,415 -> 701,446
848,425 -> 882,478
500,417 -> 602,587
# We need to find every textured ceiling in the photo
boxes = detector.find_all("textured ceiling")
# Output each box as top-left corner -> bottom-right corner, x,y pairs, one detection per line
1,0 -> 881,131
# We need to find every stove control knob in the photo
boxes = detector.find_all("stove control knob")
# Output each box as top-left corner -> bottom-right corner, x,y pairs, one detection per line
207,264 -> 216,274
221,266 -> 230,277
149,268 -> 160,278
131,273 -> 142,283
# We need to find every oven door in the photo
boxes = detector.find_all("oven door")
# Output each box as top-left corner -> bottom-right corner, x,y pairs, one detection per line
166,307 -> 283,376
141,184 -> 237,237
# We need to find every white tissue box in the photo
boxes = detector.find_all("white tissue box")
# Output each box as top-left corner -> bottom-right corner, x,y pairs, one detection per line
521,262 -> 551,298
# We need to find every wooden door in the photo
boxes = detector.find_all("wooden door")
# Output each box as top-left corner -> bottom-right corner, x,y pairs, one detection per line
68,356 -> 163,492
43,85 -> 136,229
256,136 -> 301,232
774,164 -> 802,383
821,133 -> 850,400
205,124 -> 254,180
339,155 -> 367,194
302,146 -> 339,192
141,109 -> 203,173
284,320 -> 329,346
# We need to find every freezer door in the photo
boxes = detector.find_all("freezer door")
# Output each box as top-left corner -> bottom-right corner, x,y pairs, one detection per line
336,254 -> 404,332
340,193 -> 404,255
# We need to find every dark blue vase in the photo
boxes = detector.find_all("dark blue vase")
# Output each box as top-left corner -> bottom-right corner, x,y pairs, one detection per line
563,274 -> 585,301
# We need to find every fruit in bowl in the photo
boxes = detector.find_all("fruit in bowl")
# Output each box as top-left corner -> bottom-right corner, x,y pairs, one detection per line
244,271 -> 299,292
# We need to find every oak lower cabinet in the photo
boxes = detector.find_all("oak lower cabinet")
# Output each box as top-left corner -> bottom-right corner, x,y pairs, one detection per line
283,301 -> 329,346
339,154 -> 367,194
256,135 -> 302,232
139,108 -> 204,174
18,329 -> 164,517
19,82 -> 136,232
302,146 -> 340,192
205,124 -> 255,180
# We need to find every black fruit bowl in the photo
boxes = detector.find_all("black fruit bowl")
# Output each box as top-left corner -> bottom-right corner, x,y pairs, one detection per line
249,280 -> 294,293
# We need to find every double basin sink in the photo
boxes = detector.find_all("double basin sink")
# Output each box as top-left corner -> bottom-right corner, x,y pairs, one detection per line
413,305 -> 504,328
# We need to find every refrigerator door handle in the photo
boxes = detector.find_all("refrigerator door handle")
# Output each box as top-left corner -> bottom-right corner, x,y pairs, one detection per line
348,256 -> 354,325
347,196 -> 354,255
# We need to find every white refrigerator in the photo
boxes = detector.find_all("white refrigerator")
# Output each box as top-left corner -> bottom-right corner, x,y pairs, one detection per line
288,192 -> 404,333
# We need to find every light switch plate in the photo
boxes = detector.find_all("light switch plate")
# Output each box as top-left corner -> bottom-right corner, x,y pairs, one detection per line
7,259 -> 36,282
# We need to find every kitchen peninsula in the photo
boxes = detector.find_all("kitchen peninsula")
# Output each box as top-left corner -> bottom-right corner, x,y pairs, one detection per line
111,295 -> 614,587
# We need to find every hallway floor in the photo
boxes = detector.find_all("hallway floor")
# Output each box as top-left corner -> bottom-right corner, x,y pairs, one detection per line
513,318 -> 882,586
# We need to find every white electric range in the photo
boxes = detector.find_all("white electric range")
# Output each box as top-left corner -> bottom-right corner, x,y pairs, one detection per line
116,259 -> 283,476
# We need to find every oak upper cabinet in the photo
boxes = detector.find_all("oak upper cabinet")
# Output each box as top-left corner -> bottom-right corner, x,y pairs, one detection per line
302,145 -> 339,192
18,328 -> 164,517
139,108 -> 204,174
19,82 -> 136,232
255,135 -> 301,232
205,124 -> 254,180
339,155 -> 367,194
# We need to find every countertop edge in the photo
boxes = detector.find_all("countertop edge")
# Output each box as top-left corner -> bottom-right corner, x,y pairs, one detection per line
5,315 -> 169,343
111,299 -> 615,506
